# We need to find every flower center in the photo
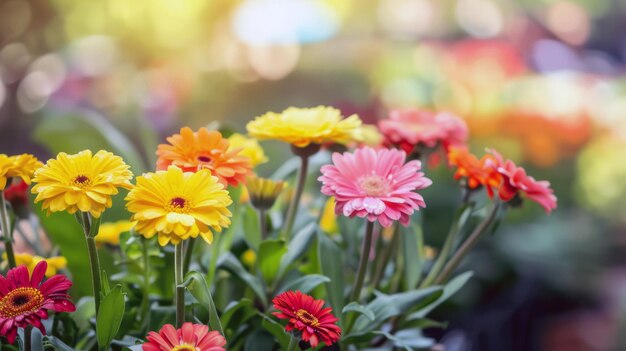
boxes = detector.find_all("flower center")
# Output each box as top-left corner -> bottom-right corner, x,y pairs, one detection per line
73,174 -> 91,188
171,344 -> 198,351
197,155 -> 211,163
358,174 -> 388,196
0,287 -> 44,318
296,309 -> 320,327
166,197 -> 191,213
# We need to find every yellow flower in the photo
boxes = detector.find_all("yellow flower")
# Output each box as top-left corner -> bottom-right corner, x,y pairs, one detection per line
241,249 -> 257,267
423,246 -> 437,260
96,220 -> 134,245
246,176 -> 285,210
126,166 -> 232,246
352,124 -> 384,147
246,106 -> 362,148
227,133 -> 268,167
0,154 -> 43,190
319,197 -> 339,234
9,253 -> 67,277
31,150 -> 133,218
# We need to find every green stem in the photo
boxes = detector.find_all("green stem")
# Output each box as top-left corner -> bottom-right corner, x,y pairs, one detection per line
370,224 -> 400,289
258,209 -> 267,240
351,221 -> 375,302
183,238 -> 195,274
175,243 -> 185,327
420,205 -> 472,288
282,155 -> 309,241
24,326 -> 32,351
0,192 -> 16,269
85,235 -> 102,317
434,203 -> 501,285
140,237 -> 151,328
286,335 -> 299,351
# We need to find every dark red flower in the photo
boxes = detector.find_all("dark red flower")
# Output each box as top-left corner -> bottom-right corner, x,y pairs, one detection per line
3,179 -> 29,208
272,290 -> 341,347
0,261 -> 75,343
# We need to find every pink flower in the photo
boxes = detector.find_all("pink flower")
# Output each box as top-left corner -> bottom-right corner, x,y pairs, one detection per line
488,150 -> 557,213
318,147 -> 432,227
378,109 -> 468,153
143,322 -> 226,351
0,261 -> 76,344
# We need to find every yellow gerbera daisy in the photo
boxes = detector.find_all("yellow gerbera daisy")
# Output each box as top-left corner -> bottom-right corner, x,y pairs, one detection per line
6,252 -> 68,277
125,166 -> 232,246
227,133 -> 268,167
0,153 -> 43,190
31,150 -> 133,218
96,220 -> 134,245
246,106 -> 363,148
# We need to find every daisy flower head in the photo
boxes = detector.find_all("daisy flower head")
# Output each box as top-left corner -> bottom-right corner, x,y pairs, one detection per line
246,106 -> 363,148
447,146 -> 501,194
31,150 -> 133,218
96,220 -> 134,245
379,109 -> 468,154
0,261 -> 75,344
126,166 -> 232,246
488,150 -> 557,213
227,133 -> 268,167
0,153 -> 43,190
157,127 -> 253,187
142,322 -> 226,351
272,290 -> 341,347
318,147 -> 432,228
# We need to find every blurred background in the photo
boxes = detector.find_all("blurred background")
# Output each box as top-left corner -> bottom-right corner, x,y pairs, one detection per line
1,0 -> 625,350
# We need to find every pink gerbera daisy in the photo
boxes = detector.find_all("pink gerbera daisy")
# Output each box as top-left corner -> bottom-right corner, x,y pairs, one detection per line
143,323 -> 226,351
488,150 -> 557,213
318,147 -> 432,227
0,261 -> 75,344
379,109 -> 468,154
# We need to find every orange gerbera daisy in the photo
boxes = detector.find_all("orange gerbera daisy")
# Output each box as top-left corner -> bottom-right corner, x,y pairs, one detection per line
448,146 -> 500,195
156,127 -> 253,187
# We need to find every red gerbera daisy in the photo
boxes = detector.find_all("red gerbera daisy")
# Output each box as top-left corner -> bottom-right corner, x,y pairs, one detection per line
142,322 -> 226,351
272,290 -> 341,347
0,261 -> 75,344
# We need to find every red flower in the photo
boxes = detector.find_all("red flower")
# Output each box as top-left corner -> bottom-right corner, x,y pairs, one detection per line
0,261 -> 75,344
272,290 -> 341,347
3,179 -> 29,208
142,322 -> 226,351
488,150 -> 557,213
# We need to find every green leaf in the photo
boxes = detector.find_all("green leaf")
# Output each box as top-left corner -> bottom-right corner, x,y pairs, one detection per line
44,336 -> 75,351
402,222 -> 422,290
342,302 -> 375,321
96,285 -> 126,351
350,287 -> 442,335
244,330 -> 276,351
276,274 -> 330,294
221,299 -> 256,332
258,240 -> 288,285
408,271 -> 473,320
374,329 -> 435,350
242,205 -> 262,250
218,253 -> 267,306
259,314 -> 290,350
277,222 -> 317,279
317,233 -> 345,316
182,271 -> 224,335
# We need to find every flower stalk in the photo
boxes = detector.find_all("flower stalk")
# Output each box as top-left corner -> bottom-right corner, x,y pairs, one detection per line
287,335 -> 299,351
0,191 -> 16,268
282,144 -> 319,240
370,223 -> 399,289
351,221 -> 375,302
434,202 -> 501,285
174,243 -> 185,327
79,212 -> 103,317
